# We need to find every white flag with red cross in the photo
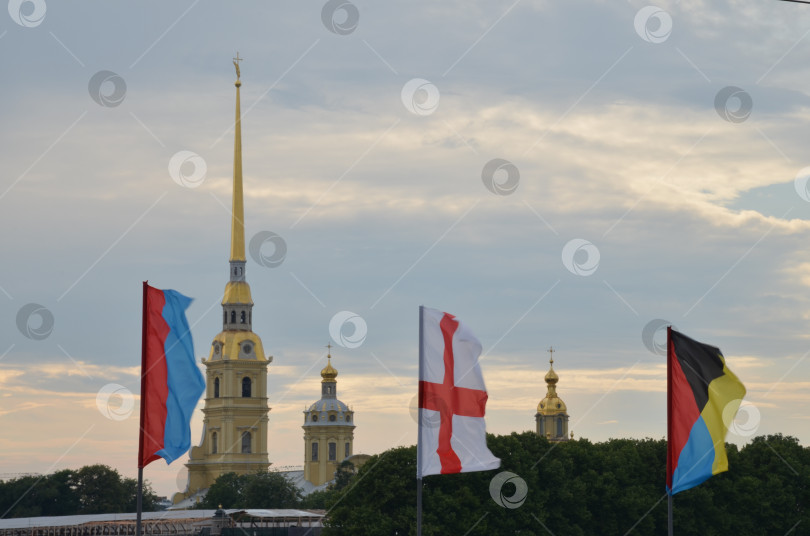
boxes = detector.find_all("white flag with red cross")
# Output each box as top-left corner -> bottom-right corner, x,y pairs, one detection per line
417,306 -> 501,477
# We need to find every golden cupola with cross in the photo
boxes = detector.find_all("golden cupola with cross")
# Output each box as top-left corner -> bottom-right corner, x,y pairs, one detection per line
535,347 -> 570,442
302,346 -> 355,487
174,56 -> 273,503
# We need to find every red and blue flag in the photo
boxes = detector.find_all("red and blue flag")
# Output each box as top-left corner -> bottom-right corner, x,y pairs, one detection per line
667,327 -> 746,495
138,283 -> 205,468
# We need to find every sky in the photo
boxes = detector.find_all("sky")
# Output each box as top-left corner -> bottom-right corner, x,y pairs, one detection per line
1,0 -> 810,500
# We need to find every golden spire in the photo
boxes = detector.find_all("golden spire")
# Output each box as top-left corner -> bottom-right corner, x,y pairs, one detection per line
222,53 -> 252,306
230,52 -> 245,263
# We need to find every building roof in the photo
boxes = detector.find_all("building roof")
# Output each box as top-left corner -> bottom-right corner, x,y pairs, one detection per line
281,469 -> 330,496
307,398 -> 350,413
0,509 -> 323,530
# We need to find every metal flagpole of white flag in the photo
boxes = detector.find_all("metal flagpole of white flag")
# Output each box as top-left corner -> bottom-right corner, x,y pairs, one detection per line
416,305 -> 424,536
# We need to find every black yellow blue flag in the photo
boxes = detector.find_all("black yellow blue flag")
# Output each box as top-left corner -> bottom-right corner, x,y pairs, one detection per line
666,327 -> 746,495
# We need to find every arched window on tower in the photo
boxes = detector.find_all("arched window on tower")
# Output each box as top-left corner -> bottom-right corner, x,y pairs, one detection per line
539,418 -> 545,437
311,442 -> 319,461
230,311 -> 236,324
241,432 -> 251,453
249,311 -> 252,324
214,377 -> 220,398
345,442 -> 350,458
223,311 -> 227,324
242,377 -> 251,397
557,417 -> 563,438
212,432 -> 218,454
240,311 -> 246,324
328,442 -> 336,461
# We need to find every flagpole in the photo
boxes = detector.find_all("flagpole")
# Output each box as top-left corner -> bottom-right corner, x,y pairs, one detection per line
416,305 -> 424,536
136,281 -> 148,536
666,326 -> 673,536
417,479 -> 423,536
668,493 -> 673,536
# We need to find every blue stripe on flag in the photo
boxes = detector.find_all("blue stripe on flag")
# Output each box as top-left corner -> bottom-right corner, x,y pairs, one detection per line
671,415 -> 715,494
156,290 -> 205,464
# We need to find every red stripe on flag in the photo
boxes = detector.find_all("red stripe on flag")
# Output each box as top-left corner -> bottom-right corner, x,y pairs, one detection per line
667,329 -> 701,490
139,286 -> 170,468
437,314 -> 462,473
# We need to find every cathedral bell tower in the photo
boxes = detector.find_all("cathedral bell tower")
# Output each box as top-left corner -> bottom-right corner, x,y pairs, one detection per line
535,347 -> 570,442
303,346 -> 355,487
175,56 -> 272,502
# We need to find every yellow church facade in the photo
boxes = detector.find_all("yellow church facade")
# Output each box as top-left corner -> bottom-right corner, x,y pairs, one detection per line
174,61 -> 272,503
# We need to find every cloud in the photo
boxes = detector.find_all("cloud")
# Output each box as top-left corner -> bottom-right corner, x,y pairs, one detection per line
38,362 -> 140,380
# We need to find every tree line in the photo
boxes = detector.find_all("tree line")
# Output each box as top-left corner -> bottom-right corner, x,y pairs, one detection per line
0,465 -> 160,518
318,433 -> 808,535
196,462 -> 357,510
199,433 -> 808,534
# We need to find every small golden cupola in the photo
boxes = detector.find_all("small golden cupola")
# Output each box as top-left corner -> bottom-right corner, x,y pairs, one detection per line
535,347 -> 570,442
321,353 -> 338,383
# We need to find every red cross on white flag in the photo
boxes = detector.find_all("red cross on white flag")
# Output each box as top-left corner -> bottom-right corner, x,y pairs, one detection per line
417,306 -> 501,477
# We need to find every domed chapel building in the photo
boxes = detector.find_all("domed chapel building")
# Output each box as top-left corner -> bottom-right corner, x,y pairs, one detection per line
302,346 -> 356,487
535,347 -> 571,442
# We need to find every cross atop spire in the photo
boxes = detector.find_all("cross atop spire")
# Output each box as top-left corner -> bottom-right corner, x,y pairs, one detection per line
548,346 -> 555,366
233,52 -> 242,82
326,342 -> 333,357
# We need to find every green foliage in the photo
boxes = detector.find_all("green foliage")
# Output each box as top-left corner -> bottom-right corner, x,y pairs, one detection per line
323,433 -> 810,536
243,471 -> 302,508
199,472 -> 247,509
200,471 -> 302,509
300,488 -> 336,510
332,460 -> 357,491
0,465 -> 159,518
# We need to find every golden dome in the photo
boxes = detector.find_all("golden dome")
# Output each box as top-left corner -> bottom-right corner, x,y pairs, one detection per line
537,396 -> 567,415
536,346 -> 566,415
321,355 -> 338,383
